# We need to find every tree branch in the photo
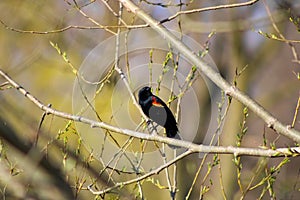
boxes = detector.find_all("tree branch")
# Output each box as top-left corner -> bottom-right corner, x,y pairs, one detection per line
0,69 -> 299,157
88,150 -> 194,195
160,0 -> 260,23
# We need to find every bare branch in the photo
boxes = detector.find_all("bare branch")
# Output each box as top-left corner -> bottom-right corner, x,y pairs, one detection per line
0,17 -> 147,35
88,150 -> 194,195
159,0 -> 260,23
0,69 -> 299,157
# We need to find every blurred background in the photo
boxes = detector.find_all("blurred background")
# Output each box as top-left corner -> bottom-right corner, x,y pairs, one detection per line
0,0 -> 299,199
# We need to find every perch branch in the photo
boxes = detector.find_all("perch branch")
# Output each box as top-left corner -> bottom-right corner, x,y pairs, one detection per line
0,69 -> 299,157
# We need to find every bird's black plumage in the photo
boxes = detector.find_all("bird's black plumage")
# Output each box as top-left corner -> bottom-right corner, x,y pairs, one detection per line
138,86 -> 178,138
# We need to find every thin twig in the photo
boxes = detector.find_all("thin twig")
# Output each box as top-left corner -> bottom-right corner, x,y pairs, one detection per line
292,94 -> 300,128
159,0 -> 260,23
262,0 -> 300,62
34,104 -> 52,147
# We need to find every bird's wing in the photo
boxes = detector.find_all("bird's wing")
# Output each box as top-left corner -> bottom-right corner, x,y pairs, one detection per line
151,96 -> 165,107
148,96 -> 168,127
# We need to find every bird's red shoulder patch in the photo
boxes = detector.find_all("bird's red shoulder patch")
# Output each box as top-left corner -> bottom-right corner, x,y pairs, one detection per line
151,96 -> 164,107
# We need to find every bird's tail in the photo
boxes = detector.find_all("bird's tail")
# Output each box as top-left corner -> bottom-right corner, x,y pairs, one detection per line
166,129 -> 179,138
166,129 -> 182,149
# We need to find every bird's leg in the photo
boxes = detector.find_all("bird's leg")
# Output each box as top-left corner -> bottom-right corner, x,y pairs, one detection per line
146,119 -> 152,126
146,120 -> 159,135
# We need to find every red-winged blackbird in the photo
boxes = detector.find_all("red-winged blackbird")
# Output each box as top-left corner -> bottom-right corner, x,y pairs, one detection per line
138,86 -> 179,138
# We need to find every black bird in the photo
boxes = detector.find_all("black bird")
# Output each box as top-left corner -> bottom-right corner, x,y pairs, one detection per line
138,86 -> 179,138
